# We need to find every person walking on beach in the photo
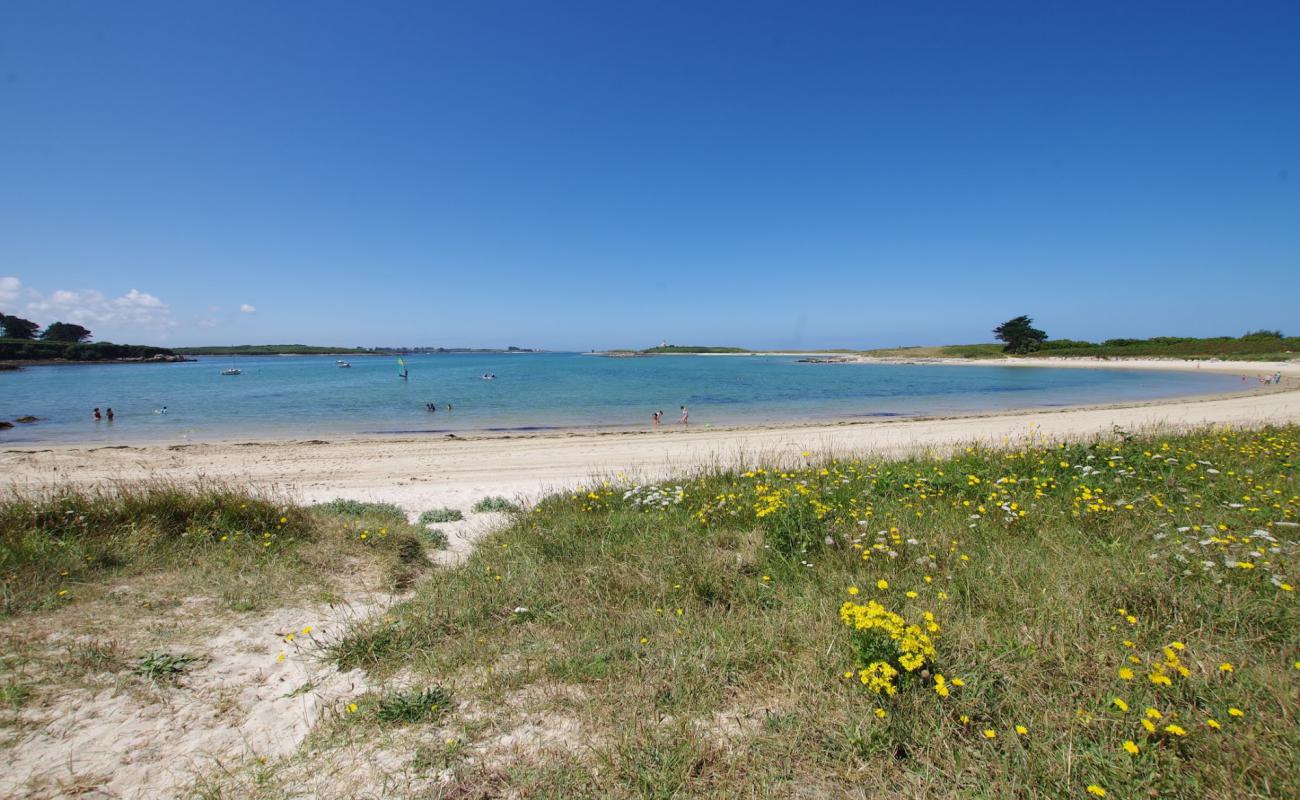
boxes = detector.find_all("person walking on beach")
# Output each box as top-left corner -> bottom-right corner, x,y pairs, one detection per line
652,410 -> 661,426
92,407 -> 102,421
679,405 -> 689,426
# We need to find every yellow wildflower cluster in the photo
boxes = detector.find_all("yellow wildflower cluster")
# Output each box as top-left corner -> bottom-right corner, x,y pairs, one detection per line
840,596 -> 939,694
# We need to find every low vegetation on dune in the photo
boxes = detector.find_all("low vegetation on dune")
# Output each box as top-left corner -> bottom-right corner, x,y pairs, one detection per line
0,485 -> 430,617
324,426 -> 1296,798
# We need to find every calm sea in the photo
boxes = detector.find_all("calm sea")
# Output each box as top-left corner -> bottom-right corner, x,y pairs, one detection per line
0,353 -> 1244,444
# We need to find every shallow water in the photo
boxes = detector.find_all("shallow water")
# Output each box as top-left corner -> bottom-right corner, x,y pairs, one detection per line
0,353 -> 1244,444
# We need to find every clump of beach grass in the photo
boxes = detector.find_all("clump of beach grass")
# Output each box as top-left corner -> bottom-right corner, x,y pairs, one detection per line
472,496 -> 518,513
319,424 -> 1298,798
0,483 -> 430,616
313,498 -> 408,522
419,508 -> 464,524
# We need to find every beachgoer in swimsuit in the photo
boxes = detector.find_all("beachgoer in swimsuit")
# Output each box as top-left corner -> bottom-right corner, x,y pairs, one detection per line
679,405 -> 688,426
106,408 -> 114,421
93,407 -> 102,421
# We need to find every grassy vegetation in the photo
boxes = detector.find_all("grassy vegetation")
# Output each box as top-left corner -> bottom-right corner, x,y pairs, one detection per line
313,498 -> 408,522
0,484 -> 428,616
472,496 -> 519,513
419,507 -> 465,524
327,426 -> 1297,797
0,337 -> 180,362
860,332 -> 1299,361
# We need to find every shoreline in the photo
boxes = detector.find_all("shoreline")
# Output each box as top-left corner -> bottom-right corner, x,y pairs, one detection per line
5,360 -> 1298,514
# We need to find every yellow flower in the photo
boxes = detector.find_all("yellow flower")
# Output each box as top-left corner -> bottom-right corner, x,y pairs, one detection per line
1228,707 -> 1244,717
1118,667 -> 1134,680
1141,719 -> 1156,733
1015,725 -> 1028,735
346,702 -> 358,714
847,586 -> 859,595
1122,740 -> 1139,755
982,729 -> 997,739
874,708 -> 887,719
1112,698 -> 1129,712
302,626 -> 313,635
951,677 -> 965,687
876,580 -> 889,590
640,637 -> 649,644
1164,724 -> 1187,736
276,653 -> 285,663
1145,708 -> 1162,719
1218,662 -> 1233,673
1087,785 -> 1107,797
1206,718 -> 1221,730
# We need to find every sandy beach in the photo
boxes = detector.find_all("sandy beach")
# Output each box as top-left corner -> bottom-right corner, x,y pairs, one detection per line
4,358 -> 1297,513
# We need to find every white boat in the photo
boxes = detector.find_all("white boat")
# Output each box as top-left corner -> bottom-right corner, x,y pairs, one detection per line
336,360 -> 351,368
221,368 -> 241,376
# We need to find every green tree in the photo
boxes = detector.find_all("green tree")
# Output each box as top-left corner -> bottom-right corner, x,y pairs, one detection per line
0,313 -> 40,340
993,315 -> 1047,355
40,321 -> 93,342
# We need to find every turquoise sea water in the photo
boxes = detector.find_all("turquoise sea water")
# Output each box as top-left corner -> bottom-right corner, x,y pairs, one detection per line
0,353 -> 1244,444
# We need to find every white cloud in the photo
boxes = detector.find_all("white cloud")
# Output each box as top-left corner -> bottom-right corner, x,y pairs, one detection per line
240,304 -> 256,314
20,283 -> 176,334
0,276 -> 20,305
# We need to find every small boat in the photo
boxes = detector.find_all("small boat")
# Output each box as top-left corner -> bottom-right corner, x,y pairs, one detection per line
481,373 -> 496,380
221,368 -> 241,376
336,360 -> 351,368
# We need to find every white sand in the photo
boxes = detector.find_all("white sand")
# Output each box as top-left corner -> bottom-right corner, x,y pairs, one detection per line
4,359 -> 1297,514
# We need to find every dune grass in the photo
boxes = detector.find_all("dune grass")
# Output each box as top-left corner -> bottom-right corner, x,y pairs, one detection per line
325,425 -> 1297,798
0,484 -> 429,616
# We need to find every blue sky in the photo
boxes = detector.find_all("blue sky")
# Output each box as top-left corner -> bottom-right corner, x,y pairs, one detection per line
2,1 -> 1297,349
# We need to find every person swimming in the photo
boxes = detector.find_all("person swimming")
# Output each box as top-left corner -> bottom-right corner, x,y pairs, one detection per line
106,407 -> 114,421
92,407 -> 102,421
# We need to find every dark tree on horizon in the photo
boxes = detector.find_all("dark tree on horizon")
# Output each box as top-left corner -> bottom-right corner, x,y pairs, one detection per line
40,321 -> 93,342
993,315 -> 1047,354
0,313 -> 40,340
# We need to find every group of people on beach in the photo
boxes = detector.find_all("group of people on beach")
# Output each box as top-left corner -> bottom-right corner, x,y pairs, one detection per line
92,407 -> 114,422
1244,372 -> 1283,385
426,402 -> 452,413
652,406 -> 689,427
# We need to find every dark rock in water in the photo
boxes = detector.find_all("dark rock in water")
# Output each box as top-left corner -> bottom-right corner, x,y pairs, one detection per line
14,416 -> 38,423
0,421 -> 13,429
0,363 -> 21,371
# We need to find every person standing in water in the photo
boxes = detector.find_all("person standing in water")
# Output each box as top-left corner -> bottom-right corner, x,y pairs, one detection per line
106,408 -> 115,422
92,407 -> 102,421
679,405 -> 688,426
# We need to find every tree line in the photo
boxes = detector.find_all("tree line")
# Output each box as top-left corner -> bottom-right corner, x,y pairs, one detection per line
0,313 -> 92,342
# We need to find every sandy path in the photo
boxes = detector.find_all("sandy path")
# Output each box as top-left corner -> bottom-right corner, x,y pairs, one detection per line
4,367 -> 1297,514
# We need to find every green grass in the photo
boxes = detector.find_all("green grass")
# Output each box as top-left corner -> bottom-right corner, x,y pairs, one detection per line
312,498 -> 408,522
374,686 -> 453,724
133,651 -> 201,683
472,496 -> 519,513
418,507 -> 464,524
324,425 -> 1298,798
0,484 -> 429,616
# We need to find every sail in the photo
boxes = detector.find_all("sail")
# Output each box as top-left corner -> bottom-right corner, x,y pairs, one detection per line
397,356 -> 407,375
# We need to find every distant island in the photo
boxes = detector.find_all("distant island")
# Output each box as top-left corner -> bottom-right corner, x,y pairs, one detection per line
601,344 -> 750,357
